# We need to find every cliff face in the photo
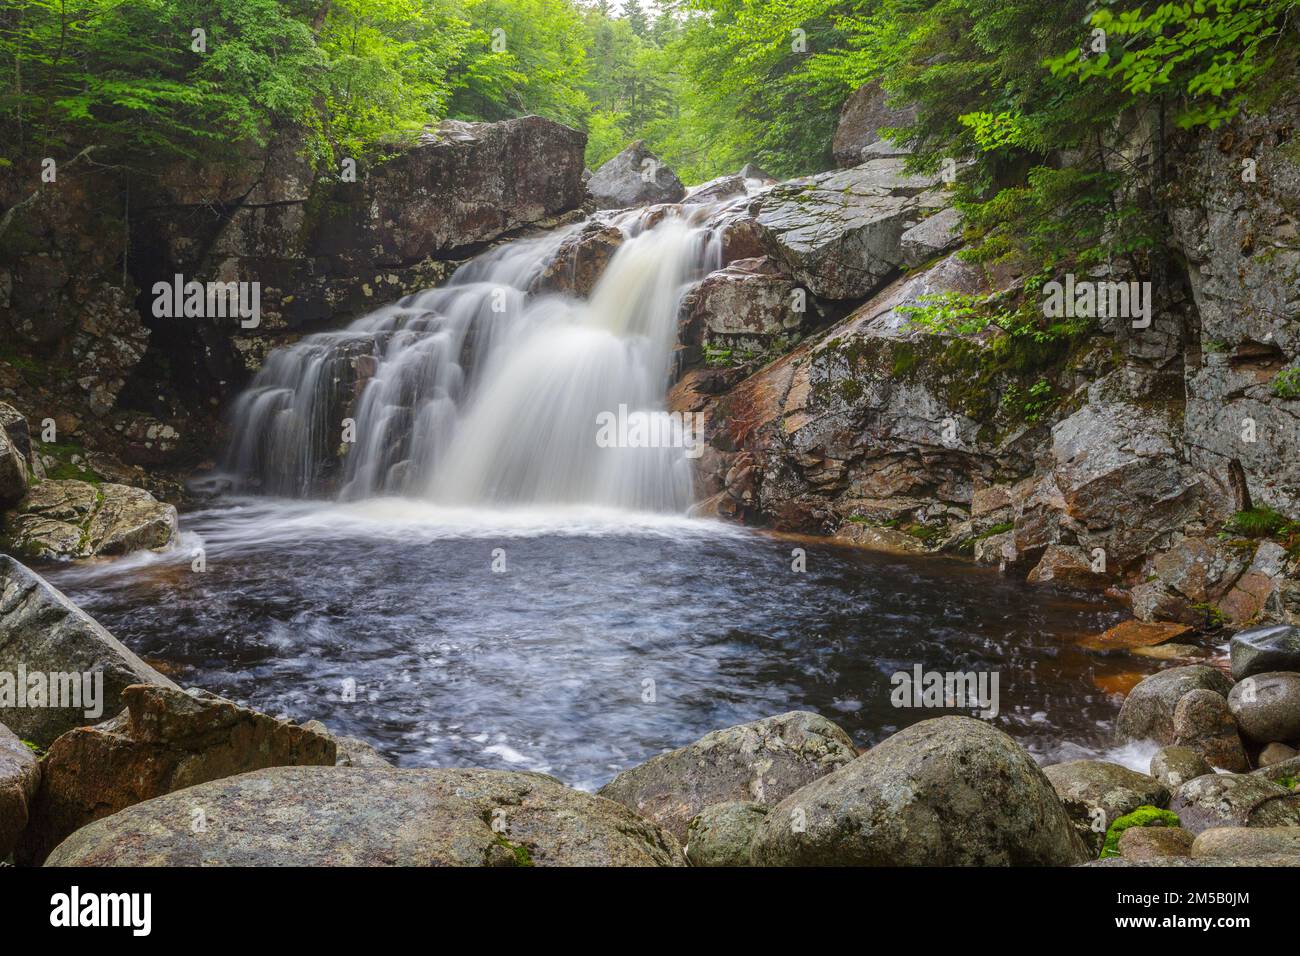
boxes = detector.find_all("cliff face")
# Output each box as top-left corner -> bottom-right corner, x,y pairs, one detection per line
678,89 -> 1300,629
0,116 -> 589,485
1168,96 -> 1300,519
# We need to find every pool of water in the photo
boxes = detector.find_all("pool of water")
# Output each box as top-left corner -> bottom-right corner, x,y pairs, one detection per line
39,497 -> 1159,790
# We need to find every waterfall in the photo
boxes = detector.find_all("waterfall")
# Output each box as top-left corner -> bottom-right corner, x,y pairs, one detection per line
221,196 -> 743,513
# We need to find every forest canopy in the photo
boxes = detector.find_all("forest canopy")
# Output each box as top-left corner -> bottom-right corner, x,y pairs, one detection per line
2,0 -> 1296,186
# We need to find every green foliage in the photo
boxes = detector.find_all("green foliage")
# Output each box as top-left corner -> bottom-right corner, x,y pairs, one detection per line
1272,367 -> 1300,400
1100,806 -> 1180,859
1047,0 -> 1300,131
649,0 -> 848,181
1000,377 -> 1054,424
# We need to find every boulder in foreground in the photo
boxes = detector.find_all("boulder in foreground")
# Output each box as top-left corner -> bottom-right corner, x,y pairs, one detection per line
45,766 -> 684,867
749,717 -> 1089,866
0,555 -> 177,746
20,684 -> 337,863
3,479 -> 177,559
598,710 -> 856,844
1115,664 -> 1232,745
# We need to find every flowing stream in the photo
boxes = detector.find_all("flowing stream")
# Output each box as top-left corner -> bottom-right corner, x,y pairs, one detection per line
40,191 -> 1158,788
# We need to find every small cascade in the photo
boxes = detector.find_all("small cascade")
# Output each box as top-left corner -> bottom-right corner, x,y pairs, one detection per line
222,193 -> 751,512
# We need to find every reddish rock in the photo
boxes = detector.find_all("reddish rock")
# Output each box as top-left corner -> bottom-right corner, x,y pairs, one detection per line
19,684 -> 335,863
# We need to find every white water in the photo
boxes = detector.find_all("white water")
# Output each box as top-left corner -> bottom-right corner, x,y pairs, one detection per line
223,198 -> 749,511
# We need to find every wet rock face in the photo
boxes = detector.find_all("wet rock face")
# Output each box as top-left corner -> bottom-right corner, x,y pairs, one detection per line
19,684 -> 337,864
1168,93 -> 1300,518
0,408 -> 30,508
45,766 -> 685,867
678,257 -> 807,358
1231,624 -> 1300,680
832,81 -> 919,168
753,159 -> 939,301
684,174 -> 748,205
597,711 -> 857,844
3,479 -> 177,560
528,222 -> 624,298
686,253 -> 1006,531
748,717 -> 1089,866
1128,536 -> 1254,625
1008,393 -> 1208,576
587,140 -> 686,210
0,556 -> 178,747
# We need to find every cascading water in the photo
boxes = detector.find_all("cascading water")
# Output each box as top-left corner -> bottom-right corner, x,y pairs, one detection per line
222,199 -> 738,512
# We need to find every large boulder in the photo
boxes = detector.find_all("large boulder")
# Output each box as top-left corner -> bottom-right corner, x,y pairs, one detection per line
754,159 -> 938,300
1169,772 -> 1300,833
678,257 -> 806,359
1227,671 -> 1300,744
1042,760 -> 1170,855
321,116 -> 589,269
1231,625 -> 1300,681
0,720 -> 40,859
20,684 -> 338,863
44,766 -> 684,867
684,174 -> 748,205
898,206 -> 963,268
1172,688 -> 1249,771
748,717 -> 1089,866
587,141 -> 686,210
832,81 -> 918,168
1115,665 -> 1233,745
0,555 -> 177,746
3,479 -> 177,559
597,711 -> 856,844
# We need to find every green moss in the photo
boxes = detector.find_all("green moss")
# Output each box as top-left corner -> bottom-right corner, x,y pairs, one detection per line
34,441 -> 101,484
1100,806 -> 1181,859
491,834 -> 534,867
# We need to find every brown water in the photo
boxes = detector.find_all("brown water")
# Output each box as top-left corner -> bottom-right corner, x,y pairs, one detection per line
40,496 -> 1166,790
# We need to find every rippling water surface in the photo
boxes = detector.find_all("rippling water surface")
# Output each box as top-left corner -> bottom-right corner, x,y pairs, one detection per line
41,498 -> 1158,790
